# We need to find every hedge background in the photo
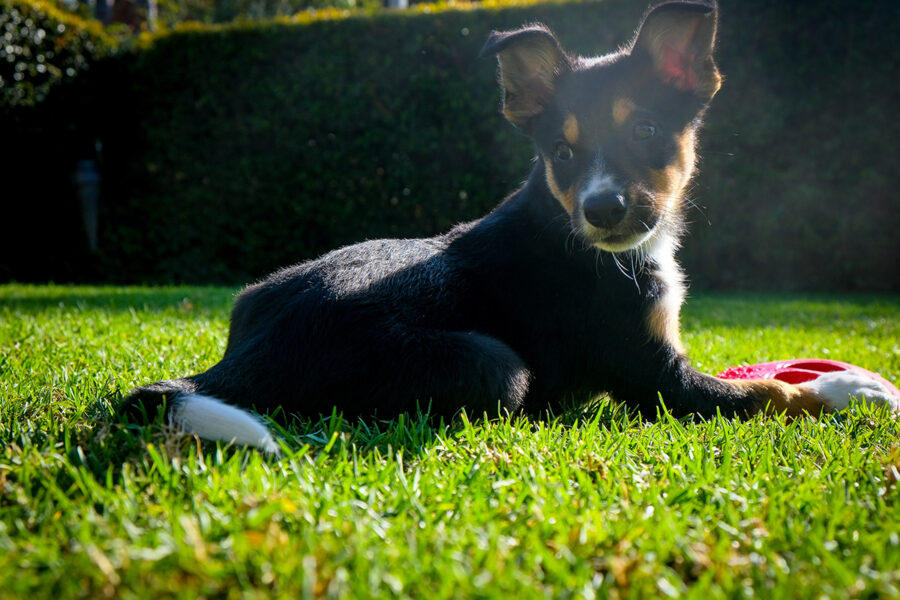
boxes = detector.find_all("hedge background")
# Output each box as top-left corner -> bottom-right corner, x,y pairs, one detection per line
3,0 -> 899,290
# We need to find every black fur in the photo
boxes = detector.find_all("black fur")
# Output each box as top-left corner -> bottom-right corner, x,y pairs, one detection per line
123,160 -> 748,422
123,0 -> 759,427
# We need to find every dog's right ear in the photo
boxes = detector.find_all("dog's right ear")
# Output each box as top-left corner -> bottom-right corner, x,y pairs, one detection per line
481,25 -> 571,130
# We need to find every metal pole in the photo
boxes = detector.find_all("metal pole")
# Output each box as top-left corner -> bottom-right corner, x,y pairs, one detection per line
73,160 -> 101,252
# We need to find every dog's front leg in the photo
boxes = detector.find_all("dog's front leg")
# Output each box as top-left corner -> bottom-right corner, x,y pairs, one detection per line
617,354 -> 899,419
663,356 -> 899,418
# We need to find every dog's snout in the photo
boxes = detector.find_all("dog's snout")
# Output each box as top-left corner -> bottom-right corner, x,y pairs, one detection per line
583,192 -> 627,229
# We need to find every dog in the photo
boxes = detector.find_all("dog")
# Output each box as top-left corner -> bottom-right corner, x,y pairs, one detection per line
123,0 -> 898,453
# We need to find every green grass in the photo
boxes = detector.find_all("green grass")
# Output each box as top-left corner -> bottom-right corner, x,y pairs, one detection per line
1,284 -> 899,599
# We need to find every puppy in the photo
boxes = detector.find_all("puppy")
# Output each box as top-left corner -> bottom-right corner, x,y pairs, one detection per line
123,1 -> 898,452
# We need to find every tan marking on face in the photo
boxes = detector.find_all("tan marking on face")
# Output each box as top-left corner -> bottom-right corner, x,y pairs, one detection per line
649,165 -> 685,197
563,114 -> 579,145
612,97 -> 636,126
544,160 -> 576,213
648,129 -> 697,208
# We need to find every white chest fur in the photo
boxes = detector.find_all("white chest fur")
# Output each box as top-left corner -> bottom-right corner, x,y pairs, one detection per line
642,232 -> 687,354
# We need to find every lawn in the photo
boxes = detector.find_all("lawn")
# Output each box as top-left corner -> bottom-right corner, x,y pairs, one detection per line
1,284 -> 899,599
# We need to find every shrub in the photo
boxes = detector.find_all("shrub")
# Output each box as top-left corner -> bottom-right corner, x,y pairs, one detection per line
0,0 -> 116,107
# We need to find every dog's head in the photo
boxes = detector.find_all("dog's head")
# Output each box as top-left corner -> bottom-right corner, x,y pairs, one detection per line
483,1 -> 721,252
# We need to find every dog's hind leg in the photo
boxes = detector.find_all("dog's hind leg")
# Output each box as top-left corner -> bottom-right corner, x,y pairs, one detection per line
279,325 -> 533,419
120,328 -> 531,450
378,329 -> 532,419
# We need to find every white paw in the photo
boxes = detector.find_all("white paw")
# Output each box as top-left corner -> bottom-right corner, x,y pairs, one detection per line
800,371 -> 900,412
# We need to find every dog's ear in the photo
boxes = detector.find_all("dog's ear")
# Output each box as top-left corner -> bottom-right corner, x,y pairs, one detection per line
630,1 -> 722,100
481,25 -> 571,129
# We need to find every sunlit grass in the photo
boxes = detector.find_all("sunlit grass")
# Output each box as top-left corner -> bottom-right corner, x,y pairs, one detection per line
1,284 -> 899,598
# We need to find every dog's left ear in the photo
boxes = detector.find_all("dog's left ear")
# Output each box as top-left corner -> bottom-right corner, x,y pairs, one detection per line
631,0 -> 722,100
481,25 -> 572,130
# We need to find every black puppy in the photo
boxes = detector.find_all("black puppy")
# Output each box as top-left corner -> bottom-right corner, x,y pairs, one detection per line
124,1 -> 897,452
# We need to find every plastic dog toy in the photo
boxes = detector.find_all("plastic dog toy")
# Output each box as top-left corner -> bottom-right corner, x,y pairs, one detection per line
718,359 -> 900,407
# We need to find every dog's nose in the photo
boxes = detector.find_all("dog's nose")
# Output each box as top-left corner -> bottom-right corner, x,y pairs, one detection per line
583,192 -> 627,229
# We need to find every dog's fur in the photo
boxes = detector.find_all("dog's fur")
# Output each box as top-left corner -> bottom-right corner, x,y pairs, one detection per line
123,1 -> 897,451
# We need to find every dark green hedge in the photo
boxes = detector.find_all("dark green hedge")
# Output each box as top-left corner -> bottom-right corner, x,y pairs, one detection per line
690,0 -> 900,291
3,0 -> 899,291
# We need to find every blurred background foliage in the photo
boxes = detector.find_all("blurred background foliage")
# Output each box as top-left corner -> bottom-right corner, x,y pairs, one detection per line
1,0 -> 898,291
0,0 -> 115,106
43,0 -> 460,30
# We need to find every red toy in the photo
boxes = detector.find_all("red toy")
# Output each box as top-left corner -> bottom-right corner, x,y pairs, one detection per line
717,358 -> 900,407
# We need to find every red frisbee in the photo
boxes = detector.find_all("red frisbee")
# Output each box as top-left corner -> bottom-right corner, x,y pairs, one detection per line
717,358 -> 900,405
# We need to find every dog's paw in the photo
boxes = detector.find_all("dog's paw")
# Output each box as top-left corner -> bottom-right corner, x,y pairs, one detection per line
799,371 -> 900,412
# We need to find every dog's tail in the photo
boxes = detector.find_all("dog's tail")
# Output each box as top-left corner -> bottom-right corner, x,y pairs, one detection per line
121,380 -> 280,454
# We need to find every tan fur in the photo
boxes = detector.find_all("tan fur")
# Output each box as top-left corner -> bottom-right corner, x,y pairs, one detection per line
503,98 -> 548,127
563,114 -> 579,145
642,233 -> 686,355
544,161 -> 576,213
649,165 -> 684,198
726,379 -> 832,418
646,302 -> 685,355
703,66 -> 723,99
498,42 -> 565,126
612,97 -> 636,126
650,129 -> 696,198
642,130 -> 697,356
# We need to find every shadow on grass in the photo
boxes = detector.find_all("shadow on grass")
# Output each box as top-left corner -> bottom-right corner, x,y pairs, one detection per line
56,395 -> 636,480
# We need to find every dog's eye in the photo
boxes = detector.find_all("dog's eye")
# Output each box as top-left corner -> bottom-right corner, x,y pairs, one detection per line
554,142 -> 574,161
633,121 -> 657,140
